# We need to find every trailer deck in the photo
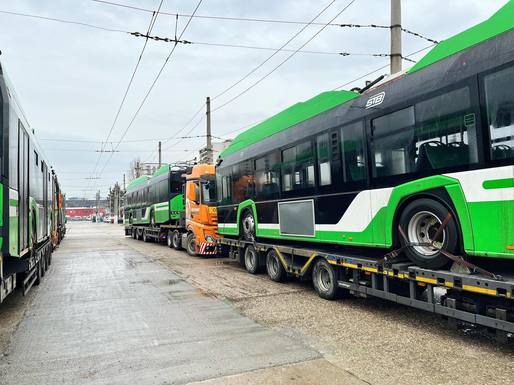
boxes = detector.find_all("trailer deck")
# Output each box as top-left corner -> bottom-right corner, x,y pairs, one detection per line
218,238 -> 514,342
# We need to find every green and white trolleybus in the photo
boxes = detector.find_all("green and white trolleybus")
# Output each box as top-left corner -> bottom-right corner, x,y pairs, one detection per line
216,1 -> 514,269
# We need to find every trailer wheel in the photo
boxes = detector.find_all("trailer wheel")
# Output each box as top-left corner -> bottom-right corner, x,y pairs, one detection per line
312,259 -> 338,300
166,231 -> 173,248
172,230 -> 182,250
266,249 -> 286,282
244,245 -> 260,274
399,198 -> 458,269
186,232 -> 196,256
132,227 -> 137,239
142,229 -> 149,242
137,228 -> 143,241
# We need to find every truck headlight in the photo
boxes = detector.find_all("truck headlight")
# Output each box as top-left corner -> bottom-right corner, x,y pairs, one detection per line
205,235 -> 214,243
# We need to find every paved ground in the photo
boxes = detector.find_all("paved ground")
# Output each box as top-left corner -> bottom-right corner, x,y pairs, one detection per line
0,222 -> 362,385
1,222 -> 513,385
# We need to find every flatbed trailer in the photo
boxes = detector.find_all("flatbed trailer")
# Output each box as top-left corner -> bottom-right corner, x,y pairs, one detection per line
217,237 -> 514,343
1,238 -> 54,303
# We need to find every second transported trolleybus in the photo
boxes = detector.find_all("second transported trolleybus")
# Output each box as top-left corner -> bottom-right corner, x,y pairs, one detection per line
216,2 -> 514,269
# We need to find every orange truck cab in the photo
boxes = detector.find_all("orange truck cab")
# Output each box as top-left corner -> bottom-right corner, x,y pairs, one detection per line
183,164 -> 220,255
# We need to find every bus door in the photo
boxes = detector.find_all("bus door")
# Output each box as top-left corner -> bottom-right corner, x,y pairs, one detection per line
18,124 -> 29,252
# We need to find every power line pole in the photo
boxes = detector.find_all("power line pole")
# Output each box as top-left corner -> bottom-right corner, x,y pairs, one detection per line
206,96 -> 213,164
390,0 -> 402,74
158,141 -> 162,167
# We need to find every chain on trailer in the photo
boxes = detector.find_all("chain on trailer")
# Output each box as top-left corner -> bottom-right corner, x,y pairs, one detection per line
217,230 -> 514,343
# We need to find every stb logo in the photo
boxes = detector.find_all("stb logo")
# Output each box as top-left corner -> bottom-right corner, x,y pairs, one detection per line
365,92 -> 385,109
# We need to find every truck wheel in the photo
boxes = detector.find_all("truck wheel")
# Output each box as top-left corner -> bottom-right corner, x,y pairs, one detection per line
172,230 -> 182,250
137,229 -> 143,241
399,198 -> 458,269
244,245 -> 260,274
312,259 -> 338,300
132,228 -> 137,239
266,249 -> 286,282
166,231 -> 173,248
142,229 -> 149,242
186,233 -> 196,256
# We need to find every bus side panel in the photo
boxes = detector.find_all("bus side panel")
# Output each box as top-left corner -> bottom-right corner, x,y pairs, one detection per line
447,166 -> 514,259
8,187 -> 18,256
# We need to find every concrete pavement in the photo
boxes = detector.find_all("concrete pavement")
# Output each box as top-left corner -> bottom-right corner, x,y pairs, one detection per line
0,222 -> 361,385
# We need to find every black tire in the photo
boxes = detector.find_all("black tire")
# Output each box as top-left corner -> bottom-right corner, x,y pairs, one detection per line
186,232 -> 196,256
312,259 -> 339,300
266,249 -> 286,282
137,229 -> 143,241
166,231 -> 173,248
34,261 -> 42,286
244,245 -> 260,274
132,228 -> 137,239
142,229 -> 149,243
172,230 -> 182,250
241,210 -> 256,241
399,198 -> 458,269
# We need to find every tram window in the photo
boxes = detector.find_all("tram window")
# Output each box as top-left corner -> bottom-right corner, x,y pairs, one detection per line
281,141 -> 315,193
415,87 -> 478,171
317,133 -> 331,186
255,152 -> 280,200
341,121 -> 366,182
371,107 -> 415,178
484,65 -> 514,160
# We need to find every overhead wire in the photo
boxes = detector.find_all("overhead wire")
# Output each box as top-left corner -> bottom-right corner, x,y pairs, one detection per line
95,0 -> 205,179
86,0 -> 164,196
212,0 -> 358,113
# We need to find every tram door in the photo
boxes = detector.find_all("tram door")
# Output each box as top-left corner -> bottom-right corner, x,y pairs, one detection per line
18,124 -> 29,252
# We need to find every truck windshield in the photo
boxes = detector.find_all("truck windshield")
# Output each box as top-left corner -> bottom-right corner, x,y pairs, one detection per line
200,178 -> 217,205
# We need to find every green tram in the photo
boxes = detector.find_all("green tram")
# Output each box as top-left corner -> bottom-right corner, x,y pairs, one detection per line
216,2 -> 514,269
124,164 -> 188,230
0,60 -> 65,303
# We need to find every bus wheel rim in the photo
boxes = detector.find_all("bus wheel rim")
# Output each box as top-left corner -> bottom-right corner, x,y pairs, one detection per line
407,210 -> 445,256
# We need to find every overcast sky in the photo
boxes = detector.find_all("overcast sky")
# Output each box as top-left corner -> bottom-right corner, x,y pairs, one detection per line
0,0 -> 508,198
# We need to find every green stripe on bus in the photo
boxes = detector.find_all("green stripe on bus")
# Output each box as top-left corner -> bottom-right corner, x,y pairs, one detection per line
482,178 -> 514,190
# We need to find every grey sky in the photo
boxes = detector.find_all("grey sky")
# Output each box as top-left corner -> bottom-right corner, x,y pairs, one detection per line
0,0 -> 507,198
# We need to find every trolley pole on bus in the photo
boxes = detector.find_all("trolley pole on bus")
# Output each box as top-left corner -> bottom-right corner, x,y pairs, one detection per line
158,141 -> 162,168
390,0 -> 402,74
206,96 -> 213,164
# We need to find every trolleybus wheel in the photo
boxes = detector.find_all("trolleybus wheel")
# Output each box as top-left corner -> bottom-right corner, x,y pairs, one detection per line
312,259 -> 338,300
186,232 -> 196,256
172,230 -> 182,250
241,210 -> 256,241
266,249 -> 286,282
244,245 -> 260,274
399,198 -> 458,269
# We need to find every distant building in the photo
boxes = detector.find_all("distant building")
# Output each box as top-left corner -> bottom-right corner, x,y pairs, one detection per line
199,140 -> 232,163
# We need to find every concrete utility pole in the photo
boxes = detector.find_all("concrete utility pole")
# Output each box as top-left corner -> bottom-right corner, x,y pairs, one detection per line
95,190 -> 100,221
158,141 -> 162,167
390,0 -> 402,74
205,96 -> 213,164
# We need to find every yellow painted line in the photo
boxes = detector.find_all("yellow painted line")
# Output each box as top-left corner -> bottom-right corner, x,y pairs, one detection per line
342,262 -> 358,269
328,260 -> 337,265
416,276 -> 437,285
387,271 -> 394,277
444,281 -> 454,288
363,267 -> 378,273
462,285 -> 497,296
299,252 -> 317,274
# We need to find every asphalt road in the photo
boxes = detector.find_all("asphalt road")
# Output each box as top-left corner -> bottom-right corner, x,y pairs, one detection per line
0,222 -> 365,385
1,222 -> 513,384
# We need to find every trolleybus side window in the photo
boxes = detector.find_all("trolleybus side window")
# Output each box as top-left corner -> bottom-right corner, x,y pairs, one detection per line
415,87 -> 478,170
232,160 -> 254,204
255,151 -> 280,200
371,107 -> 415,178
341,121 -> 366,183
316,133 -> 331,186
281,140 -> 315,194
484,65 -> 514,160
